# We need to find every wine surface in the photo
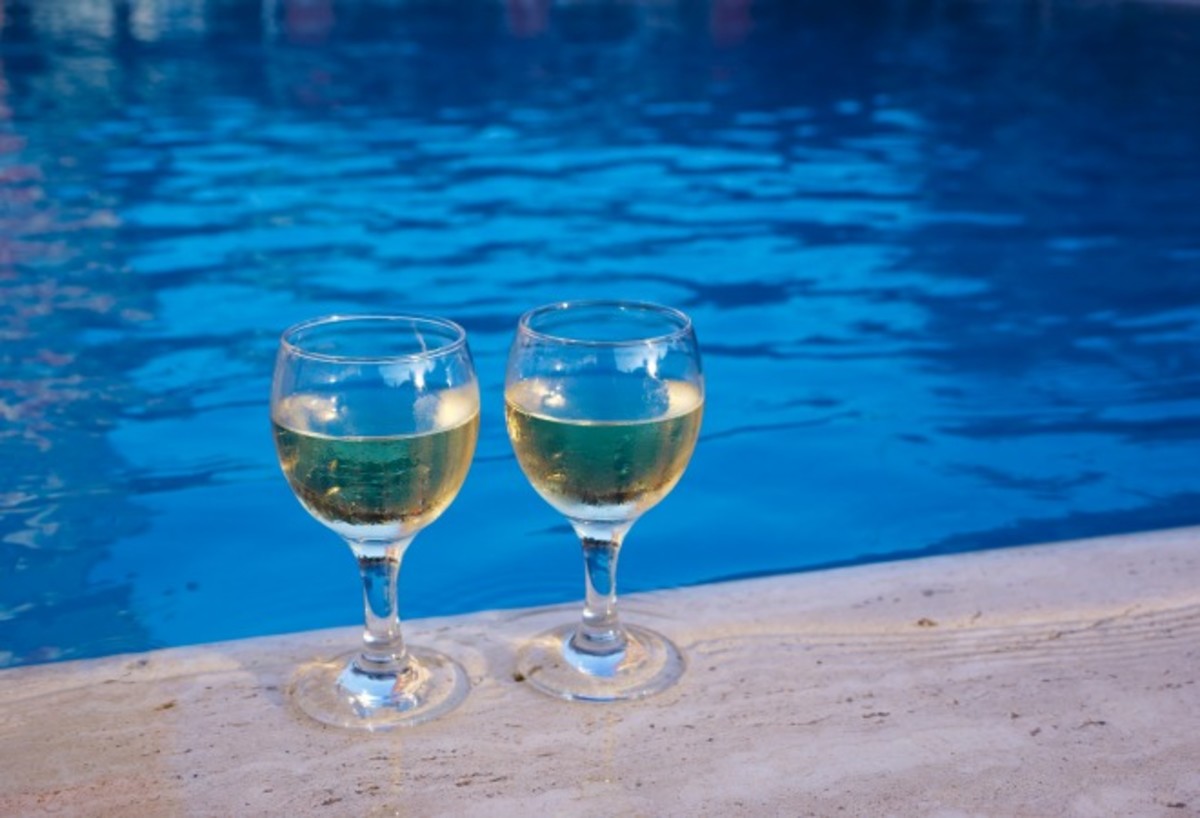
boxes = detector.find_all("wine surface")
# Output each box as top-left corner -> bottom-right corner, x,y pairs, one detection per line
274,393 -> 478,537
505,377 -> 703,520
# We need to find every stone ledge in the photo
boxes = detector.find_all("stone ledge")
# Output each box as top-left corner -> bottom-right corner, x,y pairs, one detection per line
1,526 -> 1198,816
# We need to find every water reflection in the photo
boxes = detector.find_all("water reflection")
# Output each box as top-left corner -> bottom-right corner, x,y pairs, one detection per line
710,0 -> 752,47
506,0 -> 550,38
10,0 -> 765,47
0,39 -> 152,664
1,0 -> 1198,666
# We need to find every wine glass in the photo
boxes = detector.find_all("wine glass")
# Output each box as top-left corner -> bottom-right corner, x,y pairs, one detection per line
270,315 -> 479,729
504,301 -> 704,701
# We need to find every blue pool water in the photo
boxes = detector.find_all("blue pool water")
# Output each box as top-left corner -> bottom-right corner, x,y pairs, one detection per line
2,0 -> 1199,667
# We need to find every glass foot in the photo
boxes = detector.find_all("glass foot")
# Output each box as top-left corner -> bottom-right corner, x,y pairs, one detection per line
289,645 -> 468,730
515,623 -> 684,702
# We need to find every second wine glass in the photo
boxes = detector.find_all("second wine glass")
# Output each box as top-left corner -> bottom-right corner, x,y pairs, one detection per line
504,301 -> 704,701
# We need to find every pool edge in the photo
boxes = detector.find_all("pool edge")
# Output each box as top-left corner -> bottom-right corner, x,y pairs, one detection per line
2,525 -> 1197,815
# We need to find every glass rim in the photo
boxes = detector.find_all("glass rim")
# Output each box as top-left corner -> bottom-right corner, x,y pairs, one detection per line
279,314 -> 469,364
516,300 -> 694,348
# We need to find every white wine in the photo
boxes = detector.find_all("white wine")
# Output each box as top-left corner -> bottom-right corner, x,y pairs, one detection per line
505,377 -> 703,521
273,393 -> 478,538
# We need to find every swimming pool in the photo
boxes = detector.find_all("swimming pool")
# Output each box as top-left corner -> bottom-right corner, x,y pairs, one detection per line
2,0 -> 1198,667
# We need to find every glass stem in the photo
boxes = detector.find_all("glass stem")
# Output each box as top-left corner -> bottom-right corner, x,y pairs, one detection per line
348,537 -> 413,674
571,521 -> 631,656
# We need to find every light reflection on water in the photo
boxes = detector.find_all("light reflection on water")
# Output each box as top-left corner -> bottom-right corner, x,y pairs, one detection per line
1,0 -> 1199,666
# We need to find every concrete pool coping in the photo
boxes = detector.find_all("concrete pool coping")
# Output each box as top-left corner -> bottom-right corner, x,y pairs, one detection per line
1,526 -> 1197,816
